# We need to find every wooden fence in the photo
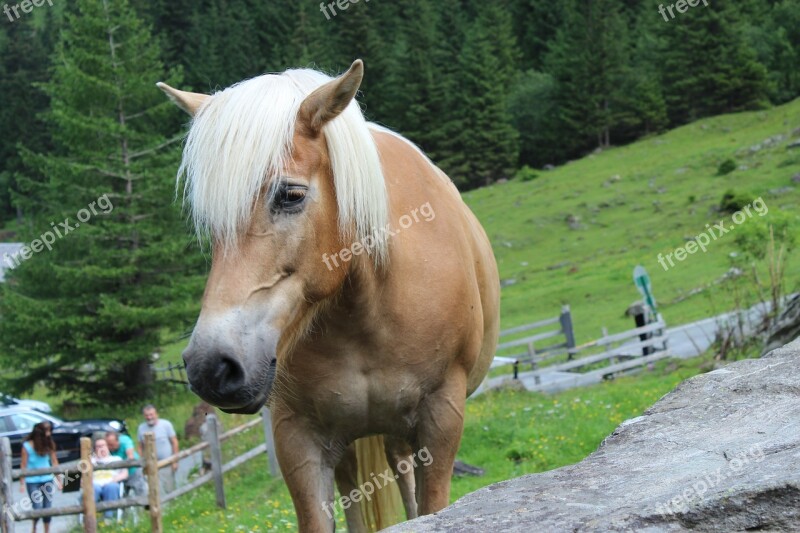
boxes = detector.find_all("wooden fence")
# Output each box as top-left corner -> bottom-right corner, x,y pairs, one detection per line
491,304 -> 577,377
151,362 -> 189,388
484,311 -> 670,394
0,409 -> 281,533
521,315 -> 669,392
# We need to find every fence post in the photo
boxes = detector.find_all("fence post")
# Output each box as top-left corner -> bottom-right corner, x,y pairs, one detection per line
80,437 -> 96,533
628,302 -> 654,356
206,415 -> 226,509
560,305 -> 577,360
602,327 -> 613,363
0,437 -> 14,533
143,433 -> 162,533
260,408 -> 281,479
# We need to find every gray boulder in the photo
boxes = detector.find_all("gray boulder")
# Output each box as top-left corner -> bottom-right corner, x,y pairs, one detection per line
387,339 -> 800,532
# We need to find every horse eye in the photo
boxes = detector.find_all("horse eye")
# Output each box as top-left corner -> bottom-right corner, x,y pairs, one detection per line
272,184 -> 307,212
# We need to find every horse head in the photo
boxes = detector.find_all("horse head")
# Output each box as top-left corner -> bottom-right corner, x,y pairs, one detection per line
159,60 -> 388,413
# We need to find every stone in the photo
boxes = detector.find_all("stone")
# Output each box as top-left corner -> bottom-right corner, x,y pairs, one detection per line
387,339 -> 800,532
769,186 -> 795,195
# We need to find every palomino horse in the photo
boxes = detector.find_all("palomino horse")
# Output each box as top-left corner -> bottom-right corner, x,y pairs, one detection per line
158,60 -> 499,532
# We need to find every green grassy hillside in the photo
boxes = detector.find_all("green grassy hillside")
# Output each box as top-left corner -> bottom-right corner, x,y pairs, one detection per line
465,99 -> 800,342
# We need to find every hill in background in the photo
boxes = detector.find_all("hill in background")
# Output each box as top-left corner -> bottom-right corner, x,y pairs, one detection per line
465,98 -> 800,342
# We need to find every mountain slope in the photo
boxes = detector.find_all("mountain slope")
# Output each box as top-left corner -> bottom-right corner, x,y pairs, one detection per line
464,99 -> 800,342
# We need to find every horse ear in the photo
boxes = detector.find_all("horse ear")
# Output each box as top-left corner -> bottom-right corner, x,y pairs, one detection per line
298,59 -> 364,134
156,82 -> 209,116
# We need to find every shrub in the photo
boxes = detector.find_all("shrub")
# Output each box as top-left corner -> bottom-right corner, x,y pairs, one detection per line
734,210 -> 797,260
717,159 -> 737,176
514,165 -> 539,182
719,189 -> 753,214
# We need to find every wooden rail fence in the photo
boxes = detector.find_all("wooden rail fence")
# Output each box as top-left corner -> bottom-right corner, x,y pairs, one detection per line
486,305 -> 670,393
0,408 -> 281,533
491,304 -> 577,377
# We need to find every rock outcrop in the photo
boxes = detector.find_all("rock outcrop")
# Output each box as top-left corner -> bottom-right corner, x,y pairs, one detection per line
388,338 -> 800,532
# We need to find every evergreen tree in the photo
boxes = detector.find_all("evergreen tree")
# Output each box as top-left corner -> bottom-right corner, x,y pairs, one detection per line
763,0 -> 800,103
509,70 -> 562,168
287,2 -> 338,70
545,0 -> 632,153
510,0 -> 563,70
0,0 -> 204,406
447,3 -> 519,188
655,0 -> 769,124
0,7 -> 62,224
182,0 -> 265,89
380,0 -> 440,149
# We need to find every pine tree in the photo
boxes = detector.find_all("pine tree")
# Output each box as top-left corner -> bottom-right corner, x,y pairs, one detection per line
545,0 -> 632,153
446,3 -> 520,188
763,0 -> 800,103
0,7 -> 63,224
0,0 -> 204,406
655,0 -> 769,124
379,0 -> 440,149
287,2 -> 338,70
182,0 -> 265,89
509,70 -> 562,167
510,0 -> 563,70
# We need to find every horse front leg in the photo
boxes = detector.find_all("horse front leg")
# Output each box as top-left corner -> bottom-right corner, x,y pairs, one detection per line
414,370 -> 467,515
272,410 -> 337,532
334,443 -> 367,533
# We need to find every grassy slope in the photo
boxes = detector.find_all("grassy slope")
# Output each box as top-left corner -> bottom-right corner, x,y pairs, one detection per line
466,100 -> 800,341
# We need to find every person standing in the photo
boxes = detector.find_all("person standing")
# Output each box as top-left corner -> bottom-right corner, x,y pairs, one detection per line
136,405 -> 179,493
20,422 -> 62,533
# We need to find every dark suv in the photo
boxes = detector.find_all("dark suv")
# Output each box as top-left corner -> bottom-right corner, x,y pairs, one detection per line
0,406 -> 128,468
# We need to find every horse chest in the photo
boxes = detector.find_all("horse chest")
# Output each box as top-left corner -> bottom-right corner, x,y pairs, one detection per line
305,371 -> 422,435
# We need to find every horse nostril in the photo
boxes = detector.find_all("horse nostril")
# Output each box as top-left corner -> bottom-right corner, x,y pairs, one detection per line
213,355 -> 246,396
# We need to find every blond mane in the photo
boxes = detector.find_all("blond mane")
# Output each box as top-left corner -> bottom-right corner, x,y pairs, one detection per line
178,67 -> 389,264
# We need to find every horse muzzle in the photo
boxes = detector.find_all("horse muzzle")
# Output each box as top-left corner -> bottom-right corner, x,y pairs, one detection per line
182,327 -> 279,414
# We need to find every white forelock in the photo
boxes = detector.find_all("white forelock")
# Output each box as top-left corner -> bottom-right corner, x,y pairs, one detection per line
178,67 -> 389,264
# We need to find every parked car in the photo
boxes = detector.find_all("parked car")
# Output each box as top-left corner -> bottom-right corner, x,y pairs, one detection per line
0,406 -> 127,468
0,393 -> 52,414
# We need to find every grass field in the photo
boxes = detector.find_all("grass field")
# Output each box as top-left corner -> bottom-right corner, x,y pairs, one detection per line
465,99 -> 800,340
